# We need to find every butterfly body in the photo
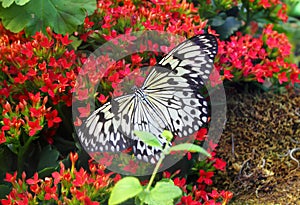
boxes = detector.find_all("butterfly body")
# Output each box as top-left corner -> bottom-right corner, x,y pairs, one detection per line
78,34 -> 218,164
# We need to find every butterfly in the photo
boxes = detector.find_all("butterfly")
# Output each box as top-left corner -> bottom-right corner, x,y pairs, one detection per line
78,34 -> 218,164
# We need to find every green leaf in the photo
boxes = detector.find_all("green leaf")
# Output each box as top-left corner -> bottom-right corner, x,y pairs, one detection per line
38,167 -> 56,179
137,181 -> 181,205
0,145 -> 15,172
167,143 -> 211,157
37,145 -> 60,171
109,177 -> 143,205
1,0 -> 14,8
138,190 -> 173,205
0,184 -> 11,199
161,130 -> 173,142
150,181 -> 182,204
0,0 -> 96,35
134,131 -> 162,149
1,0 -> 30,8
211,16 -> 225,27
69,35 -> 82,50
15,0 -> 30,6
212,16 -> 241,39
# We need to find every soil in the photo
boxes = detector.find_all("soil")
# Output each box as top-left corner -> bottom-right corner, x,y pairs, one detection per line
215,86 -> 300,205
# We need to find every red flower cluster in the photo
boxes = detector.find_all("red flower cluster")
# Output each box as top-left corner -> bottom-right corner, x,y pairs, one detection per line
1,152 -> 116,204
254,0 -> 288,22
80,0 -> 207,42
0,26 -> 79,144
216,24 -> 300,86
162,129 -> 231,204
74,0 -> 209,122
1,93 -> 62,145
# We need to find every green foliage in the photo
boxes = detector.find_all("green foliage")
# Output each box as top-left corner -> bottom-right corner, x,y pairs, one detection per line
0,0 -> 96,36
109,177 -> 143,205
167,143 -> 211,157
0,0 -> 29,7
37,145 -> 60,178
134,131 -> 163,149
108,130 -> 209,205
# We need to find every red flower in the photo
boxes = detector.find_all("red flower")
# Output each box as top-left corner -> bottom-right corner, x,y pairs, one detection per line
59,34 -> 72,46
131,54 -> 143,65
4,172 -> 17,183
220,190 -> 233,203
213,158 -> 226,171
28,119 -> 43,136
194,189 -> 208,201
174,177 -> 186,192
197,170 -> 214,185
29,107 -> 44,118
73,168 -> 89,187
28,92 -> 41,105
277,72 -> 288,84
45,110 -> 62,128
0,130 -> 6,144
44,185 -> 58,200
78,104 -> 91,118
196,128 -> 207,141
14,73 -> 28,84
178,195 -> 201,205
51,171 -> 61,185
26,172 -> 40,185
84,196 -> 100,205
123,160 -> 138,174
208,190 -> 219,200
258,0 -> 271,8
97,94 -> 109,104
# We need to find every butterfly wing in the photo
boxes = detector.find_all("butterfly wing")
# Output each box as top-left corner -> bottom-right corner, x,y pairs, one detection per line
78,94 -> 136,153
132,34 -> 218,162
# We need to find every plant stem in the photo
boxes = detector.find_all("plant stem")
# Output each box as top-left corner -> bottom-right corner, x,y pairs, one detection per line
145,153 -> 165,192
17,136 -> 34,174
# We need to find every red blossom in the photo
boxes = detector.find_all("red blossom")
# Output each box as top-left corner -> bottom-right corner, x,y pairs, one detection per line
73,168 -> 89,187
194,189 -> 208,201
197,170 -> 214,185
97,94 -> 109,104
131,54 -> 143,65
196,128 -> 207,141
28,119 -> 43,136
78,104 -> 91,118
26,172 -> 40,185
220,190 -> 233,203
123,160 -> 138,174
0,131 -> 6,144
277,72 -> 288,84
174,177 -> 186,191
258,0 -> 271,8
178,195 -> 201,205
208,190 -> 219,200
213,158 -> 226,171
45,110 -> 62,128
4,172 -> 17,183
44,185 -> 58,201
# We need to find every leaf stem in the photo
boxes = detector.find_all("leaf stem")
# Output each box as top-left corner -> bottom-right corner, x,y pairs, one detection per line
17,136 -> 34,174
145,152 -> 166,192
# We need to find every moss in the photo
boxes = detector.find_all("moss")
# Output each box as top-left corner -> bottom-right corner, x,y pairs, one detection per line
215,87 -> 300,204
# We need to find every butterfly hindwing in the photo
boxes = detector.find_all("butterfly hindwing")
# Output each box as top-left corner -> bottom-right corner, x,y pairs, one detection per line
78,95 -> 135,153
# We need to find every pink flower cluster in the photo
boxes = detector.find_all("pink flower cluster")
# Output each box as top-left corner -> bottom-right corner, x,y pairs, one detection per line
216,24 -> 300,86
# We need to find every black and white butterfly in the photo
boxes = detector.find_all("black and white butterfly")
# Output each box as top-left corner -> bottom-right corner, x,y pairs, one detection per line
78,34 -> 218,164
